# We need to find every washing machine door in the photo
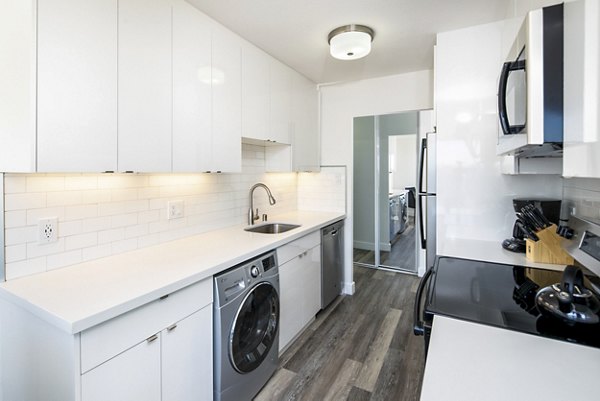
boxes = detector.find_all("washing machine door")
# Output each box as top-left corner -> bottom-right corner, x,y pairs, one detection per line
229,282 -> 279,373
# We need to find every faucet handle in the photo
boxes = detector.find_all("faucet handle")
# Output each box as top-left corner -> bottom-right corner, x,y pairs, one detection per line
253,208 -> 260,221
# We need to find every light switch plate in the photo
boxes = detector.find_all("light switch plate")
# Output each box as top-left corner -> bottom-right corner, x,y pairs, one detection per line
167,200 -> 184,220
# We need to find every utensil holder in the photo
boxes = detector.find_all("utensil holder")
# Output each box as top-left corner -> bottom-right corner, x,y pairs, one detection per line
525,224 -> 574,265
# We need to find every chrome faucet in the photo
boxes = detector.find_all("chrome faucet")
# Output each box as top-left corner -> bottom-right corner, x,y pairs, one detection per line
248,183 -> 276,225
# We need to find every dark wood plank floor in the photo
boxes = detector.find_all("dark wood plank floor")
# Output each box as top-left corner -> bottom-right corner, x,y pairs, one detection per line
255,266 -> 425,401
354,216 -> 416,272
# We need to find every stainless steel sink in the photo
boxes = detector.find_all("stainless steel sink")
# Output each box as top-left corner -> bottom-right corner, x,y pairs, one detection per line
244,223 -> 301,234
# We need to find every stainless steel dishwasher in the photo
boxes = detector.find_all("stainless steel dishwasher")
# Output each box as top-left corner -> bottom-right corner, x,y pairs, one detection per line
321,220 -> 344,309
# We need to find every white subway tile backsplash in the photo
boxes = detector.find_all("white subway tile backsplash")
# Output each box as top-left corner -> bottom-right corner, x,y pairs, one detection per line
65,232 -> 98,251
65,204 -> 98,221
4,176 -> 26,194
4,210 -> 26,229
59,220 -> 83,237
26,207 -> 65,225
98,228 -> 125,244
3,145 -> 349,280
5,257 -> 46,280
5,244 -> 26,263
5,193 -> 46,211
82,244 -> 112,262
110,213 -> 138,229
82,217 -> 111,233
26,176 -> 65,192
26,239 -> 65,258
64,175 -> 99,190
5,226 -> 37,246
46,191 -> 83,207
47,250 -> 82,271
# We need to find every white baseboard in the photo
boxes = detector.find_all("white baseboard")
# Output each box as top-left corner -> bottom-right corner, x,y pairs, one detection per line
342,281 -> 355,295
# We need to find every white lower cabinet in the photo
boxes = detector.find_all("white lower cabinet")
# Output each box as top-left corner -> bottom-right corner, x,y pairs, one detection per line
278,231 -> 322,352
81,306 -> 211,401
162,307 -> 212,401
0,279 -> 212,401
81,336 -> 162,401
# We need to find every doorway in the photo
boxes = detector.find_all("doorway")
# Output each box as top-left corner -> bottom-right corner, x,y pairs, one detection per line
352,110 -> 433,273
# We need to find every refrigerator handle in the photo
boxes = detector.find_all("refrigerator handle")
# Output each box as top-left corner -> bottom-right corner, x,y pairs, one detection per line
418,137 -> 427,194
418,194 -> 426,249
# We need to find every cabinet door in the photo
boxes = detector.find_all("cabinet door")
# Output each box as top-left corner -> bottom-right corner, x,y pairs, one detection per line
269,60 -> 292,144
211,25 -> 242,172
279,256 -> 305,352
0,0 -> 36,172
162,306 -> 212,401
37,0 -> 117,172
81,335 -> 161,401
292,73 -> 320,172
242,44 -> 270,141
172,0 -> 212,172
303,245 -> 322,319
118,0 -> 172,172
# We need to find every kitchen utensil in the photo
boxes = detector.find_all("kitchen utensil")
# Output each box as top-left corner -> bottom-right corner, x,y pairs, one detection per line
535,265 -> 600,325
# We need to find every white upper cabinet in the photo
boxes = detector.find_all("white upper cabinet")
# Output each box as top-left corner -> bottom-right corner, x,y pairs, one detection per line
292,74 -> 320,172
172,0 -> 212,173
211,24 -> 242,172
0,0 -> 42,172
118,0 -> 172,172
242,43 -> 270,141
269,59 -> 293,144
563,0 -> 600,178
37,0 -> 118,172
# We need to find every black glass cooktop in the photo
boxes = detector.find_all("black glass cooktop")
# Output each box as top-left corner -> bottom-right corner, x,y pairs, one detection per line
425,256 -> 600,349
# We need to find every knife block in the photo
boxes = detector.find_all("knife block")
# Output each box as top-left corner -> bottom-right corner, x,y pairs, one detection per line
525,224 -> 574,265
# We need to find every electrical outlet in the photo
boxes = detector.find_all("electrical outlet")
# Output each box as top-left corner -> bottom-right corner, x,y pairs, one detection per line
167,200 -> 184,220
38,217 -> 58,244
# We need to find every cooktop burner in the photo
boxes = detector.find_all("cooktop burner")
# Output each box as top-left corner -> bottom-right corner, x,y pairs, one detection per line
425,256 -> 600,348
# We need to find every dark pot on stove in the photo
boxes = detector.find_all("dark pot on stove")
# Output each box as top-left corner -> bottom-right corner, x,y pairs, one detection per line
535,265 -> 600,325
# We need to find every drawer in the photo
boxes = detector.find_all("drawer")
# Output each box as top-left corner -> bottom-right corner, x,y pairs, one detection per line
80,278 -> 212,373
277,230 -> 320,265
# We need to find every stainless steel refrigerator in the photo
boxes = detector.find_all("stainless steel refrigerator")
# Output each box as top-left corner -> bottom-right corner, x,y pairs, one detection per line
417,131 -> 436,270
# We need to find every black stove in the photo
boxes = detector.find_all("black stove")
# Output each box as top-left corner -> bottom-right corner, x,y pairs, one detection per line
417,256 -> 600,350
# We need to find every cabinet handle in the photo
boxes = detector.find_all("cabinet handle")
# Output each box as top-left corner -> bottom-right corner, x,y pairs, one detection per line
159,294 -> 169,300
167,324 -> 177,332
146,334 -> 159,343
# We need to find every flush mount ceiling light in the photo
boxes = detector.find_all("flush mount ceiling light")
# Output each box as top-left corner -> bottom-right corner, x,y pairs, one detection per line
328,24 -> 375,60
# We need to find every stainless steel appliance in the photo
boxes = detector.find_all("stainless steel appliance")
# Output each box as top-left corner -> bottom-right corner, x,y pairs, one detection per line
417,131 -> 436,270
322,220 -> 344,309
497,3 -> 564,157
213,251 -> 279,401
414,215 -> 600,353
389,193 -> 407,239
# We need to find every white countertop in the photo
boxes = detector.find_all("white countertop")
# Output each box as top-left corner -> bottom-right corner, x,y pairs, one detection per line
440,238 -> 565,271
420,316 -> 600,401
0,210 -> 345,334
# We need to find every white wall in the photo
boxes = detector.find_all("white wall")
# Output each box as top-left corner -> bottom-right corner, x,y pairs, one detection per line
390,135 -> 418,191
320,71 -> 433,291
435,20 -> 563,261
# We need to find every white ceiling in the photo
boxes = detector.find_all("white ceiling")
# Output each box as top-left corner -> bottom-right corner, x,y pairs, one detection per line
187,0 -> 511,84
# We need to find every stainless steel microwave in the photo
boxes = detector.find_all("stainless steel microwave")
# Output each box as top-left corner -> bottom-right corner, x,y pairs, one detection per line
497,3 -> 564,157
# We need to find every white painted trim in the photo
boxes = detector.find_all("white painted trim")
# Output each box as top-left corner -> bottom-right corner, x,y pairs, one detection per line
342,280 -> 355,295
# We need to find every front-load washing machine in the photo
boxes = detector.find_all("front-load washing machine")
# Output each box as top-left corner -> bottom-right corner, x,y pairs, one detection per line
214,250 -> 279,401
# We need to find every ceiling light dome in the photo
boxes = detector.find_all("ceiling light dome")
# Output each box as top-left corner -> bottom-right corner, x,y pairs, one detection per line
328,24 -> 375,60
